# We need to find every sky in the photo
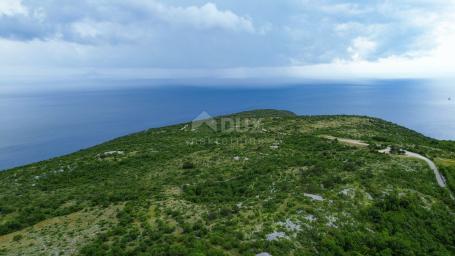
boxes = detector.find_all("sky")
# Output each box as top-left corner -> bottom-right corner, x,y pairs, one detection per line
1,0 -> 455,82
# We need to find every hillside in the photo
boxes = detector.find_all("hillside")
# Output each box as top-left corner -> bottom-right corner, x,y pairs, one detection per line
0,110 -> 454,255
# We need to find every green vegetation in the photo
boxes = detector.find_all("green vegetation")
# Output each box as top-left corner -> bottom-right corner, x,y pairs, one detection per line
0,109 -> 454,255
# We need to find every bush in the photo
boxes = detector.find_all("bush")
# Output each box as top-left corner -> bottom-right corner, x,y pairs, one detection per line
182,162 -> 195,169
169,244 -> 188,255
12,234 -> 23,242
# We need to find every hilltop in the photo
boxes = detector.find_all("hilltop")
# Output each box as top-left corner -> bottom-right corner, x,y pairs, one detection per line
0,110 -> 454,255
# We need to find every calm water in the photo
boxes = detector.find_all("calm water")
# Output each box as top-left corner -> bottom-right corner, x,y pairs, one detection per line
1,79 -> 455,170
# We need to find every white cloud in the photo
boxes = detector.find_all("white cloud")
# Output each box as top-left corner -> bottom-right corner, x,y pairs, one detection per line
143,1 -> 255,32
1,0 -> 455,81
0,1 -> 257,45
319,3 -> 370,16
285,28 -> 455,80
347,37 -> 377,61
70,19 -> 150,44
0,0 -> 27,17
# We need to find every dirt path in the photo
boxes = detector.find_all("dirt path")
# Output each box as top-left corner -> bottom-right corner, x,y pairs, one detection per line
403,151 -> 447,188
323,136 -> 448,188
376,146 -> 446,188
321,135 -> 369,147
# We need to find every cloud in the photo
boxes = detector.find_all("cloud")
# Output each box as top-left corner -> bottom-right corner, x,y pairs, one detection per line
319,2 -> 371,16
347,37 -> 377,61
69,19 -> 150,44
1,0 -> 455,81
0,0 -> 257,44
143,1 -> 255,32
0,0 -> 28,17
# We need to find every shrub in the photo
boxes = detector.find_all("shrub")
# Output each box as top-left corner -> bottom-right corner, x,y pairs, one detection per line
12,234 -> 23,242
182,162 -> 195,169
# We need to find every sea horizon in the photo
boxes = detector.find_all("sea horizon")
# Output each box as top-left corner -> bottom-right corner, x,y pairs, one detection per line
1,78 -> 454,171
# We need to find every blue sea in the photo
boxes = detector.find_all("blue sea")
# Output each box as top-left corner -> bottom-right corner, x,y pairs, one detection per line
1,79 -> 455,170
